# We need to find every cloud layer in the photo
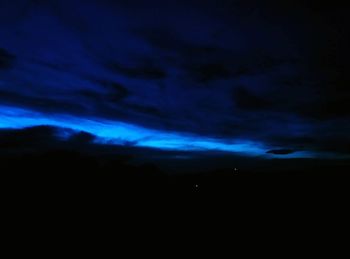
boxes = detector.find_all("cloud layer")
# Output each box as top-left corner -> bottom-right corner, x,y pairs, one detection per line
0,0 -> 349,158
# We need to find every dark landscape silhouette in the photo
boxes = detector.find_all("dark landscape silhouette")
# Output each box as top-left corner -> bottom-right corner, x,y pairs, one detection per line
1,126 -> 349,202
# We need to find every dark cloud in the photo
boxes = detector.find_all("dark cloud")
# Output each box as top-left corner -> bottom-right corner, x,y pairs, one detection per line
135,27 -> 222,57
267,149 -> 296,155
189,63 -> 231,83
0,48 -> 15,70
106,62 -> 167,80
296,96 -> 350,120
0,0 -> 349,159
232,86 -> 273,111
32,59 -> 75,74
133,27 -> 183,53
265,136 -> 315,149
0,89 -> 88,115
89,78 -> 131,102
124,103 -> 163,117
79,89 -> 103,101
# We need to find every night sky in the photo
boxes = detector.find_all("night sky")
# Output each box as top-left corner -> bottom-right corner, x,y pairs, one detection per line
1,0 -> 349,176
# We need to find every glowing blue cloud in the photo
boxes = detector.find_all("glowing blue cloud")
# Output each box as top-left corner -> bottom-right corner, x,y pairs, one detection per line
0,104 -> 332,159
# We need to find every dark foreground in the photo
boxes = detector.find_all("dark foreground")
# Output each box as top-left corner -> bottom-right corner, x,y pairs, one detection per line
2,151 -> 348,249
1,126 -> 349,200
1,150 -> 349,199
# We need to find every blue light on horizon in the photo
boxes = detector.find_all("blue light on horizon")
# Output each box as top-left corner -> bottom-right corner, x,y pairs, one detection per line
0,104 -> 331,159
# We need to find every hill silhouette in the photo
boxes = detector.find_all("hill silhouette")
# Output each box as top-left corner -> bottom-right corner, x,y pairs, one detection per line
1,126 -> 350,203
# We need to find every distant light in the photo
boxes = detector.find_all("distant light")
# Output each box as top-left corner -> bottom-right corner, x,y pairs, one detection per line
0,105 -> 269,156
0,104 -> 331,159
